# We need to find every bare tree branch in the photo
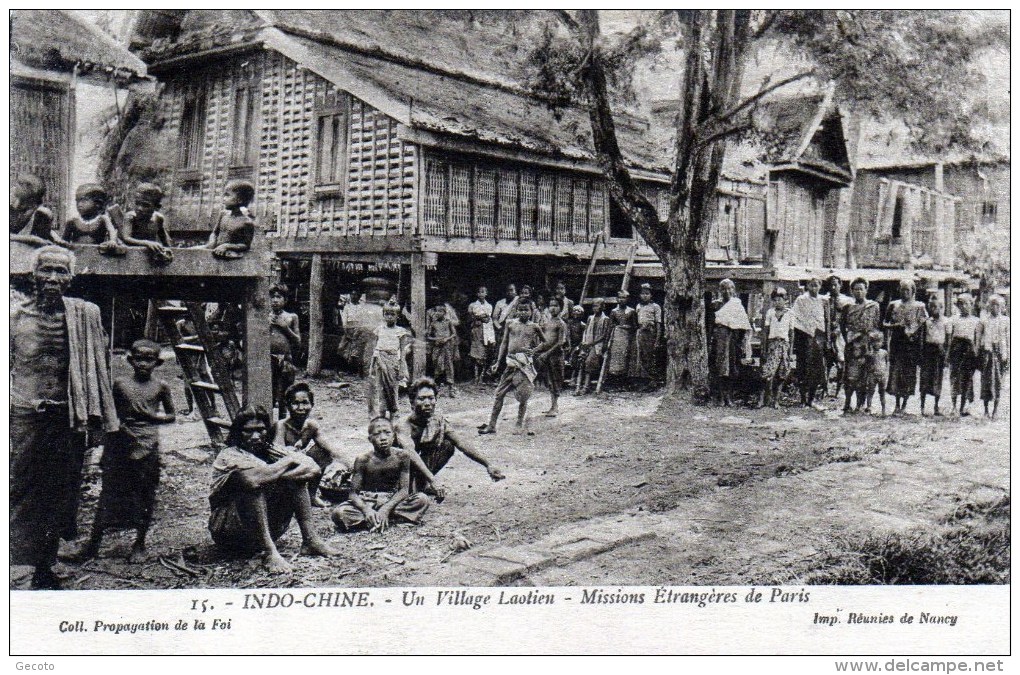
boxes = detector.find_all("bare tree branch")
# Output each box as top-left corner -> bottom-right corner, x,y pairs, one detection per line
695,121 -> 752,150
552,9 -> 580,31
713,69 -> 816,124
753,10 -> 779,39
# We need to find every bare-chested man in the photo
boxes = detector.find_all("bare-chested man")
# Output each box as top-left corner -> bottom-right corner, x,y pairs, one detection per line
331,417 -> 430,532
479,299 -> 545,435
394,377 -> 505,499
11,246 -> 118,589
208,407 -> 339,574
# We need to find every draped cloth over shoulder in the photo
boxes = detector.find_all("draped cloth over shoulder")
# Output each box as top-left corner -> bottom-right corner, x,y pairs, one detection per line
63,297 -> 119,433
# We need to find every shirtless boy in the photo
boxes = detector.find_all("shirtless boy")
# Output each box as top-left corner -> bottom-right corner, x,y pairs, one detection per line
479,299 -> 545,435
200,180 -> 256,259
331,417 -> 430,532
537,296 -> 568,417
274,382 -> 350,507
10,174 -> 56,247
120,183 -> 174,264
70,340 -> 175,563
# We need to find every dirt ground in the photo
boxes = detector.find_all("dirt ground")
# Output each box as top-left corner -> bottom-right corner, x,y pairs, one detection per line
22,359 -> 1009,591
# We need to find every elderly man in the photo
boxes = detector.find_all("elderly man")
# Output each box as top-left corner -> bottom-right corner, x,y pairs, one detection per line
394,377 -> 505,498
11,246 -> 119,589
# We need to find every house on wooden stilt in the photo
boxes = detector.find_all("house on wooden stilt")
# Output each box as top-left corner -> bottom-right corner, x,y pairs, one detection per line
121,10 -> 673,376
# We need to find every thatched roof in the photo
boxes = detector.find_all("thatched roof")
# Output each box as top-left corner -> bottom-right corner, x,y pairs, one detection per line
141,10 -> 671,173
11,10 -> 147,81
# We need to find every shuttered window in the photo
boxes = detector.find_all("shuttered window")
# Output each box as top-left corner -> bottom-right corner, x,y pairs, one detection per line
179,86 -> 207,171
315,101 -> 349,189
230,83 -> 258,167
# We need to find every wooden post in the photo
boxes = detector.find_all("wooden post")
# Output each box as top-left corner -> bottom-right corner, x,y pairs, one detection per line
410,252 -> 427,378
244,276 -> 273,411
306,253 -> 325,375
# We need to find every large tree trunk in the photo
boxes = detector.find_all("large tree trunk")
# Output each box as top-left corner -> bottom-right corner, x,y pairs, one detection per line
662,248 -> 707,394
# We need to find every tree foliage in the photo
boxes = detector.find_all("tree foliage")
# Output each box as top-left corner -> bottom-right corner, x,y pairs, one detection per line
522,10 -> 1006,392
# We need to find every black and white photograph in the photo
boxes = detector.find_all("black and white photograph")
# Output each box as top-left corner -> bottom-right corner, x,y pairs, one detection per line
8,9 -> 1010,658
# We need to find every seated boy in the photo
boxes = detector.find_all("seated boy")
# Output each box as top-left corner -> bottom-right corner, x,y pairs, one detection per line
273,382 -> 350,507
10,173 -> 57,247
199,179 -> 256,259
331,417 -> 430,532
120,183 -> 174,264
53,184 -> 125,254
68,340 -> 175,563
209,407 -> 338,574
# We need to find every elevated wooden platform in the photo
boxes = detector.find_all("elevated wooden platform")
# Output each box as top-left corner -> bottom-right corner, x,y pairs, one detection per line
11,242 -> 273,411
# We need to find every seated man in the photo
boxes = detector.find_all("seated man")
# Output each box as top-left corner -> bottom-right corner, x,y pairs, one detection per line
208,407 -> 338,574
331,417 -> 430,532
10,173 -> 57,247
394,377 -> 505,499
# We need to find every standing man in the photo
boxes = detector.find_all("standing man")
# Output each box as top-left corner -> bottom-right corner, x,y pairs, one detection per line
792,278 -> 830,410
634,283 -> 663,390
479,299 -> 545,435
11,246 -> 119,589
492,284 -> 518,343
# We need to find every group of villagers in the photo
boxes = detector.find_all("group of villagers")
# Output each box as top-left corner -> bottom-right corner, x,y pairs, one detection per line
712,275 -> 1009,418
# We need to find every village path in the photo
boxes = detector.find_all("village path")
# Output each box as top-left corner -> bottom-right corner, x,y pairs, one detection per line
46,361 -> 1009,591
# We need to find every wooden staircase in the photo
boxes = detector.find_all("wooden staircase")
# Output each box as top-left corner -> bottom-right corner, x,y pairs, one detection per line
156,302 -> 241,444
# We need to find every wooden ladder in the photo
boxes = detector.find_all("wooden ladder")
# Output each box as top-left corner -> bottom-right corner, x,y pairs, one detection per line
156,302 -> 242,444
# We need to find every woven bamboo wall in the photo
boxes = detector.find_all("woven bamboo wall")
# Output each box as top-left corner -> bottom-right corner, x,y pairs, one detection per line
11,78 -> 72,225
421,151 -> 609,243
163,50 -> 417,238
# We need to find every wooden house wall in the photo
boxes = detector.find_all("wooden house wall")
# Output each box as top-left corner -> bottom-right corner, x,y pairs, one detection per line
11,77 -> 73,225
849,171 -> 957,269
421,150 -> 609,244
706,178 -> 766,264
768,175 -> 831,268
162,50 -> 417,238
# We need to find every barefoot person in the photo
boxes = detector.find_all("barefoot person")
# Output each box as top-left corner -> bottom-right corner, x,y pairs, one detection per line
948,294 -> 980,417
536,296 -> 568,417
840,278 -> 881,414
331,417 -> 430,532
980,295 -> 1009,419
467,286 -> 496,383
760,287 -> 794,409
792,278 -> 829,409
208,407 -> 338,574
70,340 -> 175,563
479,299 -> 545,435
274,382 -> 350,506
711,279 -> 752,406
394,377 -> 505,497
366,302 -> 412,419
269,283 -> 301,418
576,298 -> 610,395
884,279 -> 927,414
918,295 -> 950,417
11,247 -> 119,589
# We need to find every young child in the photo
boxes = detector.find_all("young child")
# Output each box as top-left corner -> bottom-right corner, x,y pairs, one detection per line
918,296 -> 950,416
331,417 -> 430,532
948,294 -> 981,416
273,382 -> 350,507
367,303 -> 412,419
53,184 -> 125,254
479,299 -> 545,435
576,298 -> 611,395
427,303 -> 458,398
120,183 -> 174,264
71,340 -> 176,562
980,295 -> 1009,419
866,330 -> 888,416
467,286 -> 495,384
201,180 -> 256,259
536,296 -> 568,417
760,287 -> 794,408
10,173 -> 56,247
566,304 -> 587,389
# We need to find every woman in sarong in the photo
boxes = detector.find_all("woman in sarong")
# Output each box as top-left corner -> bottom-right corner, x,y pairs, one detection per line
840,278 -> 881,414
883,279 -> 928,414
607,289 -> 637,382
792,278 -> 829,409
711,279 -> 752,406
980,294 -> 1009,418
918,295 -> 950,416
948,294 -> 981,416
